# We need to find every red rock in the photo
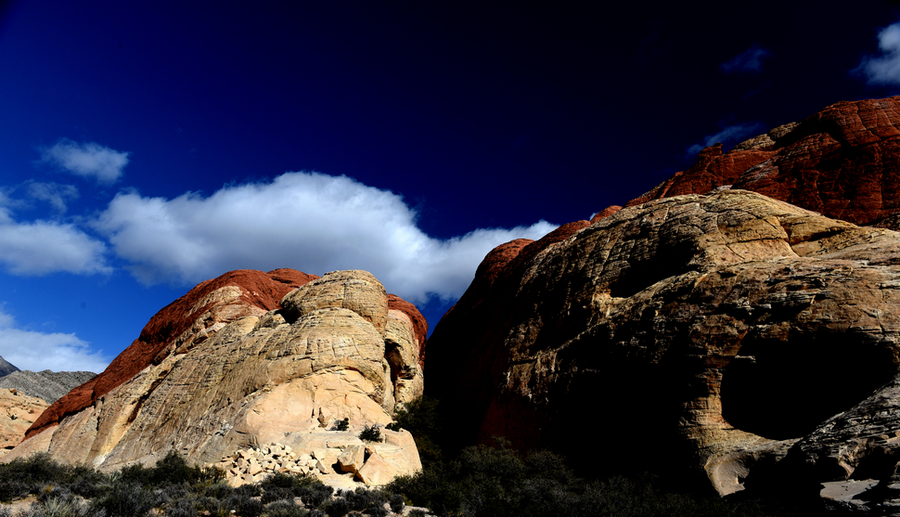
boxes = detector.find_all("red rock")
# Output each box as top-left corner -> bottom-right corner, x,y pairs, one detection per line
25,269 -> 318,440
624,96 -> 900,226
590,205 -> 622,224
387,294 -> 428,369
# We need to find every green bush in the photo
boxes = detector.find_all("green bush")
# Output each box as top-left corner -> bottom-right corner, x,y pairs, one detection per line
386,396 -> 443,467
331,418 -> 349,431
358,424 -> 381,442
88,481 -> 156,517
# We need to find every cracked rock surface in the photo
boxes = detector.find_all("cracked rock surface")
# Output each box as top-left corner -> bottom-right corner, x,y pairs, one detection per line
428,189 -> 900,510
4,269 -> 424,487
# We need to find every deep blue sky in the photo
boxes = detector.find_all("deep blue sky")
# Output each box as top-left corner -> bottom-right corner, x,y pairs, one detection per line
1,0 -> 900,372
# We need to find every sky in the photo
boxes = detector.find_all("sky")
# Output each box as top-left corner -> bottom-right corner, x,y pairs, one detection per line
2,1 -> 900,373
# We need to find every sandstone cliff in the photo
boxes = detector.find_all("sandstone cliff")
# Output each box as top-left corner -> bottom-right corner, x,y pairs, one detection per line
7,268 -> 425,487
0,389 -> 47,459
427,189 -> 900,510
619,96 -> 900,228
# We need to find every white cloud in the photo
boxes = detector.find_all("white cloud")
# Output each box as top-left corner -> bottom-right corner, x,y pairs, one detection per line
687,122 -> 764,156
857,21 -> 900,85
94,171 -> 556,303
39,139 -> 130,185
26,182 -> 79,213
720,44 -> 771,74
0,310 -> 109,373
0,208 -> 110,275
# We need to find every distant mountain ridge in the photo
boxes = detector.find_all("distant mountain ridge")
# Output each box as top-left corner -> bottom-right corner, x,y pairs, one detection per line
0,356 -> 19,378
0,370 -> 97,404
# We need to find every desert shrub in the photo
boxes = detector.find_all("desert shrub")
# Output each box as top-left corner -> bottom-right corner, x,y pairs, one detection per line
198,495 -> 232,517
261,486 -> 293,505
322,497 -> 349,517
343,487 -> 386,513
386,396 -> 443,467
0,454 -> 107,503
296,484 -> 332,509
117,450 -> 222,489
88,481 -> 155,517
388,493 -> 404,513
331,418 -> 349,431
260,472 -> 319,493
265,499 -> 308,517
358,424 -> 381,442
234,482 -> 263,498
202,480 -> 234,500
227,492 -> 265,517
165,496 -> 201,517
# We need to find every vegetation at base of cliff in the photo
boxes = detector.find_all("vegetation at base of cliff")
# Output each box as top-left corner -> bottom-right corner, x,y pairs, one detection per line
0,452 -> 406,517
386,443 -> 798,517
386,395 -> 443,468
384,397 -> 806,517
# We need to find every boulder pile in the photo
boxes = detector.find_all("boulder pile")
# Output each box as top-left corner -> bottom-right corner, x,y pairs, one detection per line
211,426 -> 421,488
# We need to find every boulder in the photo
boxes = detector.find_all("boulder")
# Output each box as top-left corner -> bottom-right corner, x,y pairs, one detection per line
427,189 -> 900,510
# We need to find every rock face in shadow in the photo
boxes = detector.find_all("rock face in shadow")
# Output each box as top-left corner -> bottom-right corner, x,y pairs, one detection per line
426,189 -> 900,509
7,269 -> 425,487
620,97 -> 900,228
0,357 -> 18,378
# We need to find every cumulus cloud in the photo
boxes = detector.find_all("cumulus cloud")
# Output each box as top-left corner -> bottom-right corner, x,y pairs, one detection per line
94,171 -> 556,303
720,44 -> 772,74
686,122 -> 765,156
0,309 -> 109,373
857,21 -> 900,85
39,139 -> 130,185
26,182 -> 79,213
0,208 -> 110,275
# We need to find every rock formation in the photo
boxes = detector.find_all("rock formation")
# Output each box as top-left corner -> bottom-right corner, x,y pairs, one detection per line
0,356 -> 18,378
427,189 -> 900,510
6,268 -> 425,487
619,96 -> 900,228
0,389 -> 47,459
0,370 -> 97,404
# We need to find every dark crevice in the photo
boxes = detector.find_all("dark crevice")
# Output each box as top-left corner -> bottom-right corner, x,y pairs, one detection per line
721,331 -> 895,440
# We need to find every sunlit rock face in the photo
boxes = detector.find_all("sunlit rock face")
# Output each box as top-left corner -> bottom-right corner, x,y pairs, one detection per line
427,189 -> 900,509
5,268 -> 425,486
0,389 -> 47,459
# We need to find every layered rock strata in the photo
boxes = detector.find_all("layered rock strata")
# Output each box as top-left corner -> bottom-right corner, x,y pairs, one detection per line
427,189 -> 900,509
0,389 -> 47,458
6,269 -> 425,488
0,370 -> 97,404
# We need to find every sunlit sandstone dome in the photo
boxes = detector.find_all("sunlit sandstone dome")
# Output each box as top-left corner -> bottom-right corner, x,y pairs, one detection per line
5,268 -> 426,488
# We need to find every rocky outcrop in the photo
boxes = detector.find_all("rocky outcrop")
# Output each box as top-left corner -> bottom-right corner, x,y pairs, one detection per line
0,389 -> 47,459
212,429 -> 420,489
427,189 -> 900,510
618,97 -> 900,228
0,370 -> 96,404
25,268 -> 319,440
0,357 -> 18,378
7,269 -> 425,487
